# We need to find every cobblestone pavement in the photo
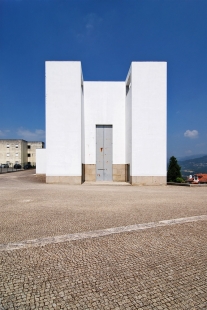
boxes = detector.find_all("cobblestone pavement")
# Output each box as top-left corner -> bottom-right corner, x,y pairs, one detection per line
0,171 -> 207,309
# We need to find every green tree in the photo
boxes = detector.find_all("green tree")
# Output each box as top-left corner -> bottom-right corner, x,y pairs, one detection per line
167,156 -> 182,182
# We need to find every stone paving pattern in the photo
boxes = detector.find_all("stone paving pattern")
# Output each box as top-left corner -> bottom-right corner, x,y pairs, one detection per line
0,170 -> 207,309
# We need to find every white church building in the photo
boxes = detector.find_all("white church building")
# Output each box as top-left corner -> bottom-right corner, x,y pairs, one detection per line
36,61 -> 167,185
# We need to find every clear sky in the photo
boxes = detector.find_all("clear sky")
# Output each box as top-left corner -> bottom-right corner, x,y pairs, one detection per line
0,0 -> 207,159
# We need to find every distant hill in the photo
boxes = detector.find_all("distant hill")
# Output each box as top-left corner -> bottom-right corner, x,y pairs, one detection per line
177,154 -> 207,161
178,155 -> 207,178
167,154 -> 207,164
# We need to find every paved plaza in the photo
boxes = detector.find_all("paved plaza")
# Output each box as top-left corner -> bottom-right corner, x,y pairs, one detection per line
0,171 -> 207,309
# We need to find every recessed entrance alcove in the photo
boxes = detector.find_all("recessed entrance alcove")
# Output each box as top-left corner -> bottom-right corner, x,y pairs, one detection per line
36,61 -> 167,185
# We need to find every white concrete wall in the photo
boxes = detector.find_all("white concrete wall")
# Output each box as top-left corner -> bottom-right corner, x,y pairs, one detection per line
36,149 -> 46,174
81,78 -> 85,164
84,82 -> 126,164
38,60 -> 167,183
46,61 -> 83,176
131,62 -> 167,176
125,67 -> 132,173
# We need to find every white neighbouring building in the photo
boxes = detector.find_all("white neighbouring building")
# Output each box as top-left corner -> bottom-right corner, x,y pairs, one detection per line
36,61 -> 167,185
0,139 -> 44,167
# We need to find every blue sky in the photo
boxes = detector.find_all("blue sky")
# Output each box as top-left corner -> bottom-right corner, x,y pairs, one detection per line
0,0 -> 207,159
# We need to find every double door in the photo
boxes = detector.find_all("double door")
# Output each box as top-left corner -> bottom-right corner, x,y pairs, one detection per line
96,125 -> 112,181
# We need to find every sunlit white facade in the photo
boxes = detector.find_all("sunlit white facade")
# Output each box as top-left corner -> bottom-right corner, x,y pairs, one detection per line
37,61 -> 167,185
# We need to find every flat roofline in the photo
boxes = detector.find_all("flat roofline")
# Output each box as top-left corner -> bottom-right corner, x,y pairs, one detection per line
0,139 -> 44,144
27,141 -> 44,143
0,139 -> 27,142
84,81 -> 125,83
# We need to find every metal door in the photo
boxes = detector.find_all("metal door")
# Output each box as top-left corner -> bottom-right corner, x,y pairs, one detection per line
96,125 -> 112,181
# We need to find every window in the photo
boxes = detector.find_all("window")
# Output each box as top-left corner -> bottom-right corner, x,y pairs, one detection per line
15,144 -> 18,148
81,76 -> 84,94
27,145 -> 31,149
28,154 -> 31,157
7,144 -> 9,148
15,153 -> 18,157
7,153 -> 10,157
126,74 -> 131,95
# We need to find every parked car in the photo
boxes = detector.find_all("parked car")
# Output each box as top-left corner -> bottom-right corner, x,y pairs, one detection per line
14,164 -> 22,169
1,164 -> 9,168
24,163 -> 32,169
